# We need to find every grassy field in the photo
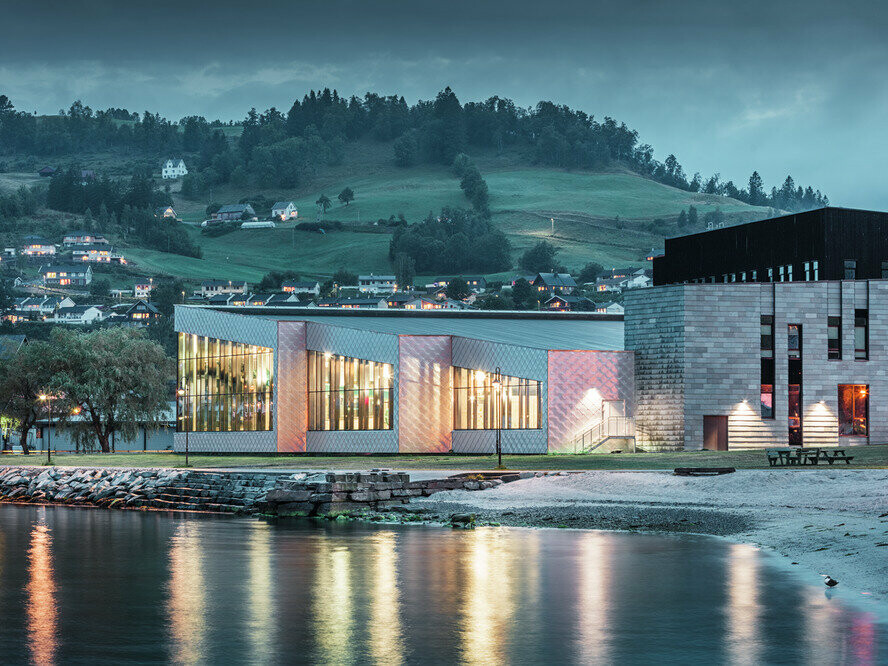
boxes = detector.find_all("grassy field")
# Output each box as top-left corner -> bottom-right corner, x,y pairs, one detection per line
133,163 -> 772,282
8,446 -> 886,471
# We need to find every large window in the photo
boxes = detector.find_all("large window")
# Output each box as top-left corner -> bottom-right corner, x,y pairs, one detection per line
838,385 -> 868,436
308,351 -> 393,430
760,316 -> 775,419
453,367 -> 540,430
827,316 -> 841,360
855,309 -> 868,360
177,333 -> 274,432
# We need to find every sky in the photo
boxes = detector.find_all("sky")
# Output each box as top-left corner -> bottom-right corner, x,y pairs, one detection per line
2,0 -> 886,207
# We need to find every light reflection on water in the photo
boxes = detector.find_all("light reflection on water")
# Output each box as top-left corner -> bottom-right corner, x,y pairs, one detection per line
0,504 -> 884,664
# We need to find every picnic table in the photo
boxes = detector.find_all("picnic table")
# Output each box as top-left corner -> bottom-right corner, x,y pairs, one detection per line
766,448 -> 854,466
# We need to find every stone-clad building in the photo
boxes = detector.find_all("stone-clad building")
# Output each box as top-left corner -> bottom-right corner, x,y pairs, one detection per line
627,277 -> 887,451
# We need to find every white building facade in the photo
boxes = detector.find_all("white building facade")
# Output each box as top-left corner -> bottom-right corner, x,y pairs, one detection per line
162,159 -> 188,179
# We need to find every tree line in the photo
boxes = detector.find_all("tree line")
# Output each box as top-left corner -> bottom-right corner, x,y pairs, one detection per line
1,89 -> 828,213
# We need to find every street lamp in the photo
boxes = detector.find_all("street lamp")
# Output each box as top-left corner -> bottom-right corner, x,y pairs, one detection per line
37,393 -> 52,466
491,368 -> 504,469
176,388 -> 190,467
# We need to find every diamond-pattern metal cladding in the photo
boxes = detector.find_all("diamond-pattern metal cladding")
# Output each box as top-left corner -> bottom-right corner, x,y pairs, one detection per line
398,335 -> 452,453
546,350 -> 635,453
277,321 -> 307,452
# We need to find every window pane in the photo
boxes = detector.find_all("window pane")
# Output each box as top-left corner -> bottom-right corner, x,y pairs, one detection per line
838,385 -> 868,436
307,351 -> 393,431
452,366 -> 541,430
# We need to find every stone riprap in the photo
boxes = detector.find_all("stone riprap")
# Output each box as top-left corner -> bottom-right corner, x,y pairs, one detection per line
0,467 -> 524,516
260,471 -> 517,517
0,466 -> 285,514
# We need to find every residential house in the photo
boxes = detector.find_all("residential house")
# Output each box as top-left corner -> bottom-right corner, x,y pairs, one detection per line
212,204 -> 256,221
134,281 -> 154,299
2,248 -> 15,260
594,270 -> 651,293
271,201 -> 298,220
154,205 -> 177,219
13,296 -> 75,319
544,294 -> 594,312
40,264 -> 92,288
386,293 -> 415,308
595,301 -> 624,314
532,273 -> 578,295
53,305 -> 104,325
38,166 -> 56,178
510,274 -> 536,287
63,231 -> 108,247
71,244 -> 113,263
337,297 -> 389,309
604,267 -> 638,279
161,159 -> 188,179
246,293 -> 299,307
110,289 -> 134,299
594,276 -> 629,293
200,280 -> 248,298
358,274 -> 397,294
404,297 -> 465,310
106,300 -> 161,325
281,280 -> 320,296
430,276 -> 487,292
21,236 -> 56,258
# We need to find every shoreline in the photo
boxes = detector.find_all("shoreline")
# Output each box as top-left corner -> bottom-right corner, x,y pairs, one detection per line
413,469 -> 888,602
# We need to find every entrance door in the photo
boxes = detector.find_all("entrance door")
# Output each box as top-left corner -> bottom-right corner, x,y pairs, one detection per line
703,416 -> 728,451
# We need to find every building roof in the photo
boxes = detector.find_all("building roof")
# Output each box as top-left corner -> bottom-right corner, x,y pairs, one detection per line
358,275 -> 396,281
217,204 -> 254,214
282,280 -> 319,288
57,305 -> 99,315
0,334 -> 26,360
202,279 -> 246,287
194,307 -> 624,351
40,263 -> 91,274
272,201 -> 295,210
534,273 -> 578,288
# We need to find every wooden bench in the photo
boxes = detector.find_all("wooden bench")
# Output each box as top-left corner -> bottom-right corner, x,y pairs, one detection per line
820,449 -> 854,465
767,449 -> 799,466
767,448 -> 854,466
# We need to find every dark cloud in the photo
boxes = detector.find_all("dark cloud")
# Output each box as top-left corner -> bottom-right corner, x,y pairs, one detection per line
1,0 -> 885,206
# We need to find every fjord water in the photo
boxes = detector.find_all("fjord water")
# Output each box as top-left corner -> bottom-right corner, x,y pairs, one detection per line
0,505 -> 883,665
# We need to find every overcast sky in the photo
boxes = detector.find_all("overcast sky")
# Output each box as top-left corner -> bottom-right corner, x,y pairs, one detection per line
2,0 -> 886,207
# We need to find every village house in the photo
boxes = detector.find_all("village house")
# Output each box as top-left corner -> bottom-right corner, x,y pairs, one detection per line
281,280 -> 320,296
595,276 -> 630,293
40,263 -> 92,288
212,204 -> 256,221
271,201 -> 298,220
200,280 -> 248,299
161,159 -> 188,179
595,301 -> 625,314
134,281 -> 154,299
358,274 -> 397,294
38,166 -> 56,178
71,244 -> 113,263
386,293 -> 415,308
154,205 -> 177,219
63,231 -> 108,247
544,294 -> 595,312
53,305 -> 104,325
430,276 -> 487,293
106,300 -> 161,326
404,297 -> 465,310
532,272 -> 578,295
317,297 -> 388,309
12,296 -> 75,319
246,293 -> 300,307
21,236 -> 56,258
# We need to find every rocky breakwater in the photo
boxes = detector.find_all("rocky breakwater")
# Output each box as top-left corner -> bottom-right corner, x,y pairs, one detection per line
0,466 -> 283,514
262,471 -> 522,518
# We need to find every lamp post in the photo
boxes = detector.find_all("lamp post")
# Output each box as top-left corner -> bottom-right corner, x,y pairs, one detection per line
176,388 -> 190,467
37,393 -> 52,466
491,367 -> 503,469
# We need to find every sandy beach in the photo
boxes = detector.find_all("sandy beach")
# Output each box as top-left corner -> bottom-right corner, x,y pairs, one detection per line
416,469 -> 888,600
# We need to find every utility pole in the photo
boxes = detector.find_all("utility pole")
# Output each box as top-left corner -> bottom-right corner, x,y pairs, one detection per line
550,217 -> 555,237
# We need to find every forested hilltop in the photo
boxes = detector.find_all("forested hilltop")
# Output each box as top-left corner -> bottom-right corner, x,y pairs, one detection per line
0,88 -> 827,213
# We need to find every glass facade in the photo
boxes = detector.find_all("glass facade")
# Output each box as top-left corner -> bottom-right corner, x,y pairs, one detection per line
177,333 -> 274,432
307,351 -> 393,431
452,367 -> 541,430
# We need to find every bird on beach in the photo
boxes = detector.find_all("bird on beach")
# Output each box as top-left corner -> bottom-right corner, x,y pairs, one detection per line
823,575 -> 839,587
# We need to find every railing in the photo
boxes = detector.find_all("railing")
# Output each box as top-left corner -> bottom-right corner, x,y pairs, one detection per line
568,415 -> 636,453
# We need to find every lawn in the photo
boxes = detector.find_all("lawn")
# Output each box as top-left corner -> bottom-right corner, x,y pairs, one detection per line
9,446 -> 887,471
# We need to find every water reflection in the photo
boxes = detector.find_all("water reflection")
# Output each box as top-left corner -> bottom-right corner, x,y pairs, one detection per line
167,522 -> 207,665
369,531 -> 404,666
26,509 -> 57,666
726,542 -> 761,665
0,506 -> 884,665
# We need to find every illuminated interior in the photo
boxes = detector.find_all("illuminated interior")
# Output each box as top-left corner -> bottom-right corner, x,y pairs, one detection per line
177,333 -> 275,432
308,351 -> 393,430
452,367 -> 540,430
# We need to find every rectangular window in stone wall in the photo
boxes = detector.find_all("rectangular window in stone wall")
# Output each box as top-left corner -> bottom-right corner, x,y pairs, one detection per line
838,385 -> 868,436
177,333 -> 275,432
452,367 -> 540,430
828,316 -> 842,360
855,309 -> 868,360
307,351 -> 393,431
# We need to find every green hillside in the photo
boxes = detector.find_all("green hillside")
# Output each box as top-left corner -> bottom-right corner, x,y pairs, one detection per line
148,161 -> 771,282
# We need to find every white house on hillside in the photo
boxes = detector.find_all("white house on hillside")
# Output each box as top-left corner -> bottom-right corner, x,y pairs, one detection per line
53,305 -> 104,325
271,201 -> 298,220
358,274 -> 397,294
161,159 -> 188,179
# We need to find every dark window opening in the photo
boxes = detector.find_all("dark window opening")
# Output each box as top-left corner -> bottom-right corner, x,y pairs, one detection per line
855,309 -> 868,360
838,385 -> 868,437
760,315 -> 774,359
787,324 -> 801,359
882,261 -> 888,279
844,260 -> 857,279
761,358 -> 775,419
827,316 -> 842,360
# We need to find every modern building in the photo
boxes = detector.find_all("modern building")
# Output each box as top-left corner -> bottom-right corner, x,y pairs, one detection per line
358,274 -> 397,294
173,306 -> 633,455
626,280 -> 885,451
653,207 -> 888,286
